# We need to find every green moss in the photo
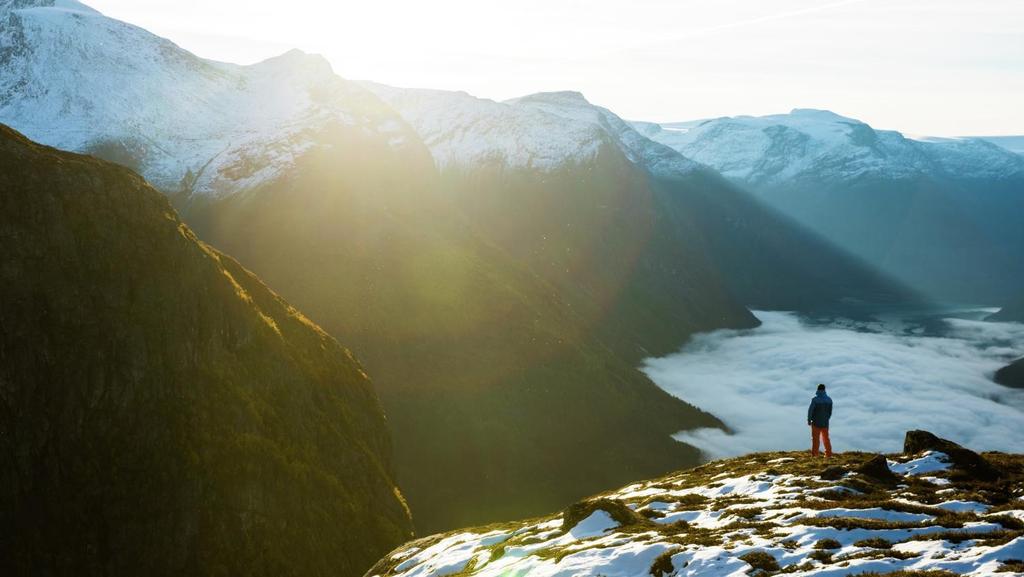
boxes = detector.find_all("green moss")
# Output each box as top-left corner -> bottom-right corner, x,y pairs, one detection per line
907,529 -> 1022,545
997,559 -> 1024,573
562,498 -> 647,532
649,550 -> 678,577
814,538 -> 841,550
808,550 -> 833,563
990,514 -> 1024,530
738,551 -> 780,572
854,537 -> 892,549
802,517 -> 924,531
729,507 -> 765,520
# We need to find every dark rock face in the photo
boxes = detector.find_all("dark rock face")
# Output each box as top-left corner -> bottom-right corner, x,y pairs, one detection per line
994,358 -> 1024,389
0,125 -> 412,577
903,430 -> 1001,481
856,455 -> 898,482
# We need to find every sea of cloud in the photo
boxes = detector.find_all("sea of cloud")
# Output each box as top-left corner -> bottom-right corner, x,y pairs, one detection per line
642,310 -> 1024,458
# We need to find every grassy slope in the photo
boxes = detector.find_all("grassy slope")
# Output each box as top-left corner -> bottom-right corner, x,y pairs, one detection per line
182,125 -> 748,533
0,125 -> 411,577
369,444 -> 1024,577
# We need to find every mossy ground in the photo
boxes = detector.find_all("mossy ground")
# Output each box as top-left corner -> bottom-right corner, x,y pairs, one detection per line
368,446 -> 1024,577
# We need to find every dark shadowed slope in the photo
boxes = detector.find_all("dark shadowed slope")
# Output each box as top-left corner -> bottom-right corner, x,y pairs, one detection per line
638,111 -> 1024,303
651,169 -> 918,311
990,295 -> 1024,322
183,122 -> 738,533
368,87 -> 918,329
995,358 -> 1024,388
0,125 -> 412,577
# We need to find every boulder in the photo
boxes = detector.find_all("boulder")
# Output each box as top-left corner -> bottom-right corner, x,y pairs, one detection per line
856,454 -> 899,482
819,466 -> 847,481
903,430 -> 1001,481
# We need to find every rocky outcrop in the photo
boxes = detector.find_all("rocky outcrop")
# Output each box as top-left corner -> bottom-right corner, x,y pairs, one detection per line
855,454 -> 898,483
903,430 -> 1001,481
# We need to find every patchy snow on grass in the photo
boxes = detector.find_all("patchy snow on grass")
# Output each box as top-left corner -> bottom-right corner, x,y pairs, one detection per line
811,507 -> 934,523
373,449 -> 1024,577
935,500 -> 990,514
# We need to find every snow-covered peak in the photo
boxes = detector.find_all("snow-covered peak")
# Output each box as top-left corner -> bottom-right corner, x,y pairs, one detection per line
505,90 -> 590,107
638,110 -> 1024,186
252,48 -> 334,78
0,0 -> 415,198
1,0 -> 97,14
365,84 -> 699,177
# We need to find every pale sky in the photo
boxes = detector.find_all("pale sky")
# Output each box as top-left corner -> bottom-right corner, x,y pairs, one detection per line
84,0 -> 1024,136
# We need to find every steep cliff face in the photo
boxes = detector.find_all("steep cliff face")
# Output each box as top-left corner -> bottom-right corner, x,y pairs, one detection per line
0,124 -> 412,577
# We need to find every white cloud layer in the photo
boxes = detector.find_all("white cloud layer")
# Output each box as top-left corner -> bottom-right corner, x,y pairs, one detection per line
642,311 -> 1024,459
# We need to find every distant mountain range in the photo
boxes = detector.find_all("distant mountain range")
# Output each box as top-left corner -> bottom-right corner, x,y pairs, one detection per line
0,124 -> 412,576
364,85 -> 913,314
974,135 -> 1024,155
635,110 -> 1024,303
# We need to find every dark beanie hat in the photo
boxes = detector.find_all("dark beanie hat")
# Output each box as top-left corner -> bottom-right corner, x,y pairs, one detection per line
817,383 -> 826,391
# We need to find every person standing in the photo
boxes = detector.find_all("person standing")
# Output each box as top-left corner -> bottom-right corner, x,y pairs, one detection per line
807,383 -> 833,457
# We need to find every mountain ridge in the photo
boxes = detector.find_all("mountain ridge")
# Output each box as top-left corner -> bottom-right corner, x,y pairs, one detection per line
0,123 -> 412,577
635,110 -> 1024,302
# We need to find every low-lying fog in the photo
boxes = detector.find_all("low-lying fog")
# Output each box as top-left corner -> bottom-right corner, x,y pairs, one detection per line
643,309 -> 1024,459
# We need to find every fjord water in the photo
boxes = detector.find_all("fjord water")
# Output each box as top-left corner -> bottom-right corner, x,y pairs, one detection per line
644,305 -> 1024,459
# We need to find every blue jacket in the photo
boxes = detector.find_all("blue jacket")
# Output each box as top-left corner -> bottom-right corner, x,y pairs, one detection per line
808,391 -> 833,428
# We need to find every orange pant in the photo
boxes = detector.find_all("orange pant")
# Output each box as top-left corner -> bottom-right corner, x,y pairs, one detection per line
811,425 -> 832,457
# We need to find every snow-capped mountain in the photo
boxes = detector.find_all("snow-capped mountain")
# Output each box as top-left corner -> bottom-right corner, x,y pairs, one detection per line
633,109 -> 1024,187
974,136 -> 1024,155
0,0 -> 417,197
634,110 -> 1024,302
364,84 -> 699,177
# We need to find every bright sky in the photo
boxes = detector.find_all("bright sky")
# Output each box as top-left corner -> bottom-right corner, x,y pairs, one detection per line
85,0 -> 1024,136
